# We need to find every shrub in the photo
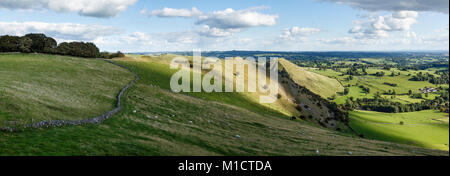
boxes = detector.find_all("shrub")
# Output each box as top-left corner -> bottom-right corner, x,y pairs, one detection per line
101,51 -> 126,59
1,33 -> 101,58
56,42 -> 100,58
295,105 -> 303,112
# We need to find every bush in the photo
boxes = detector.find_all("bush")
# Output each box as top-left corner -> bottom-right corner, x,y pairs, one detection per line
295,105 -> 303,112
101,51 -> 126,59
1,33 -> 101,58
56,42 -> 100,58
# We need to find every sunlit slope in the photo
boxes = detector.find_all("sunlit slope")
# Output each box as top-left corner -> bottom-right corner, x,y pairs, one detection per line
279,58 -> 344,99
350,110 -> 449,151
0,53 -> 134,124
114,55 -> 299,117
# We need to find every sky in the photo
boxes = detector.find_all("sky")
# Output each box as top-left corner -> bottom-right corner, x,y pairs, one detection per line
0,0 -> 448,52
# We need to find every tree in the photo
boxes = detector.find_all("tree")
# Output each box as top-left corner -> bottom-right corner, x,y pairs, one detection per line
56,42 -> 100,58
1,33 -> 101,58
0,35 -> 20,52
24,33 -> 57,53
344,88 -> 349,95
18,37 -> 33,53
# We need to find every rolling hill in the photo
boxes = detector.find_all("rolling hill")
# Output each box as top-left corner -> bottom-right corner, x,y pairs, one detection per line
0,53 -> 134,126
0,53 -> 447,156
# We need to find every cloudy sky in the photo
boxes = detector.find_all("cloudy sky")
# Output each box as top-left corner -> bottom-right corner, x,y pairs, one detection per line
0,0 -> 448,52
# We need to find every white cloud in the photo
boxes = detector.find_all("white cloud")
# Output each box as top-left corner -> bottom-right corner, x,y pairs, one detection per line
0,21 -> 122,40
0,0 -> 137,18
321,0 -> 449,13
141,6 -> 278,38
196,7 -> 278,29
349,11 -> 418,39
144,7 -> 202,18
421,25 -> 449,44
321,37 -> 357,44
197,25 -> 239,38
280,27 -> 321,40
120,32 -> 153,46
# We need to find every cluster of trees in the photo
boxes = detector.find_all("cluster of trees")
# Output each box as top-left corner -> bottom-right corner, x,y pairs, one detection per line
344,97 -> 429,113
343,88 -> 349,95
55,41 -> 99,58
0,34 -> 56,53
359,85 -> 370,94
373,71 -> 385,77
1,33 -> 126,59
384,89 -> 397,96
343,90 -> 449,113
345,67 -> 367,76
383,82 -> 398,87
100,51 -> 125,59
410,71 -> 449,85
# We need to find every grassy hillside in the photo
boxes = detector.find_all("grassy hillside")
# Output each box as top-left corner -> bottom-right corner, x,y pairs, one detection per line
349,110 -> 449,151
0,54 -> 447,155
114,55 -> 300,117
279,58 -> 344,99
0,54 -> 134,126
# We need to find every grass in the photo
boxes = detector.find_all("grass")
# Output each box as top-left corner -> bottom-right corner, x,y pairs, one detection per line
0,53 -> 134,126
349,110 -> 449,151
279,59 -> 344,99
0,54 -> 447,156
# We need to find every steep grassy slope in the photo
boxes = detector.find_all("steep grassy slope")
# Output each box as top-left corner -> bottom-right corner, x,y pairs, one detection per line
115,55 -> 300,117
349,110 -> 449,151
0,54 -> 134,126
279,58 -> 344,99
0,54 -> 447,156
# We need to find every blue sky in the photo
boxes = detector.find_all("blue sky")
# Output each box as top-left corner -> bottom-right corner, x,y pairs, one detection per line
0,0 -> 448,52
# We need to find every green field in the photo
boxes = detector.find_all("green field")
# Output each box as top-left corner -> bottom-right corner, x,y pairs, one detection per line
1,54 -> 446,155
0,54 -> 134,125
349,110 -> 449,151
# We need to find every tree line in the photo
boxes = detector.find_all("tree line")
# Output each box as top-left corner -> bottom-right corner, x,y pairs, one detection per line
343,90 -> 449,113
0,33 -> 124,59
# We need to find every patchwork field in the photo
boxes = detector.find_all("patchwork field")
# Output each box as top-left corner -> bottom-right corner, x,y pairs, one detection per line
307,67 -> 444,105
1,54 -> 447,155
